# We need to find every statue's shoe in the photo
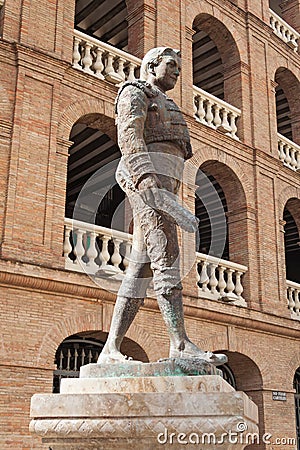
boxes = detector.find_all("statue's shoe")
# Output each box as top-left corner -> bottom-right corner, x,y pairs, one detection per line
170,342 -> 228,366
97,351 -> 141,364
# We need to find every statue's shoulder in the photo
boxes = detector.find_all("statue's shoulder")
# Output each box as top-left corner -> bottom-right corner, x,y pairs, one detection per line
115,80 -> 156,113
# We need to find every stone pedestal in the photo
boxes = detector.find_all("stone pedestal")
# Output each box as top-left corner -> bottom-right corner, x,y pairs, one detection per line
30,360 -> 259,449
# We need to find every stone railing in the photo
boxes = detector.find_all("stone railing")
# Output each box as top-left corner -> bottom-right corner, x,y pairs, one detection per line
287,280 -> 300,319
193,85 -> 241,140
269,9 -> 299,52
278,133 -> 300,171
72,29 -> 141,84
64,218 -> 132,276
196,252 -> 247,306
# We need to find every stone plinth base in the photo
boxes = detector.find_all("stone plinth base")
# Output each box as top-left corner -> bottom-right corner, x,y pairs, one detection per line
30,361 -> 259,449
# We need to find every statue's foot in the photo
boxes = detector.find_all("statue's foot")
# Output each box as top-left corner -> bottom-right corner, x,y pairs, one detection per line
169,340 -> 227,366
97,350 -> 140,364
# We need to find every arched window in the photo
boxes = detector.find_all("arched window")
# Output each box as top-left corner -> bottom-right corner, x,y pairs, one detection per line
53,334 -> 105,393
284,203 -> 300,284
195,170 -> 229,260
275,68 -> 300,146
74,0 -> 128,50
192,14 -> 241,107
66,115 -> 125,229
220,364 -> 236,389
293,368 -> 300,449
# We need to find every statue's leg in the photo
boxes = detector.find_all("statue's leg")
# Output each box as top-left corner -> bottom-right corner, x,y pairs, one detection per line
98,213 -> 152,364
156,289 -> 227,365
98,295 -> 145,363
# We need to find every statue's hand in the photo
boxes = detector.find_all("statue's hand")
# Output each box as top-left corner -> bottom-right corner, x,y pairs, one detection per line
137,174 -> 162,190
137,174 -> 163,208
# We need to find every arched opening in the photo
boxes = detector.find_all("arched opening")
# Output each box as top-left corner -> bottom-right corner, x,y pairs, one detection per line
222,351 -> 264,450
195,169 -> 229,260
74,0 -> 128,50
275,68 -> 300,145
192,14 -> 241,106
66,114 -> 124,229
195,161 -> 249,304
284,199 -> 300,284
195,161 -> 247,263
294,368 -> 300,449
53,331 -> 149,392
219,363 -> 236,389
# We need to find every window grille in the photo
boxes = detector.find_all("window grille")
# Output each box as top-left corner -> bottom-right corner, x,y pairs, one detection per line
53,337 -> 104,393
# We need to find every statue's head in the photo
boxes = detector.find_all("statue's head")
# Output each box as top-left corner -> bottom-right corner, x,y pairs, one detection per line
140,47 -> 181,92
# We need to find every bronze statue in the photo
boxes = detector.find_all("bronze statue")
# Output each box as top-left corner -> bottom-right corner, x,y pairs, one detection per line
98,47 -> 227,366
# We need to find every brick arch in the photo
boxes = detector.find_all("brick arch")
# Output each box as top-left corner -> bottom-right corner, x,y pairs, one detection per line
287,351 -> 300,388
185,144 -> 253,207
185,0 -> 246,62
36,310 -> 103,367
279,185 -> 300,224
57,98 -> 114,142
36,310 -> 154,366
274,67 -> 300,143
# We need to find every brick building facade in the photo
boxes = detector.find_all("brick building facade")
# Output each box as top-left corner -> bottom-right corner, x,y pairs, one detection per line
0,0 -> 300,448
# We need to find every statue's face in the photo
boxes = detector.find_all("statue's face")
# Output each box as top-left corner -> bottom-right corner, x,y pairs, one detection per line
153,54 -> 181,92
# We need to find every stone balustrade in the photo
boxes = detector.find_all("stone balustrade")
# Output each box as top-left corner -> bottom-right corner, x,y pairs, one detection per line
64,218 -> 132,276
72,29 -> 141,84
193,85 -> 241,140
270,9 -> 299,52
278,133 -> 300,171
196,252 -> 247,306
287,280 -> 300,319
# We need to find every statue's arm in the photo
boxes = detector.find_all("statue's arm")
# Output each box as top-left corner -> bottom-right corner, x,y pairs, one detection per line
117,85 -> 160,189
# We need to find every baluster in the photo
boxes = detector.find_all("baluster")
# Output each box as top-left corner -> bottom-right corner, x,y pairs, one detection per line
296,150 -> 300,171
99,235 -> 110,269
294,289 -> 300,316
86,231 -> 99,272
88,349 -> 93,364
72,37 -> 82,69
111,238 -> 122,271
197,96 -> 206,123
74,228 -> 85,267
235,271 -> 244,300
93,47 -> 104,79
82,42 -> 93,74
127,62 -> 137,81
196,261 -> 201,286
278,140 -> 285,162
74,349 -> 78,371
205,100 -> 214,127
63,224 -> 73,262
226,268 -> 235,297
270,16 -> 275,32
290,148 -> 297,170
285,145 -> 292,168
116,58 -> 126,83
213,104 -> 222,128
104,53 -> 123,84
229,112 -> 238,139
208,263 -> 218,294
199,261 -> 209,292
217,266 -> 226,297
287,287 -> 295,313
123,241 -> 132,272
219,109 -> 231,133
